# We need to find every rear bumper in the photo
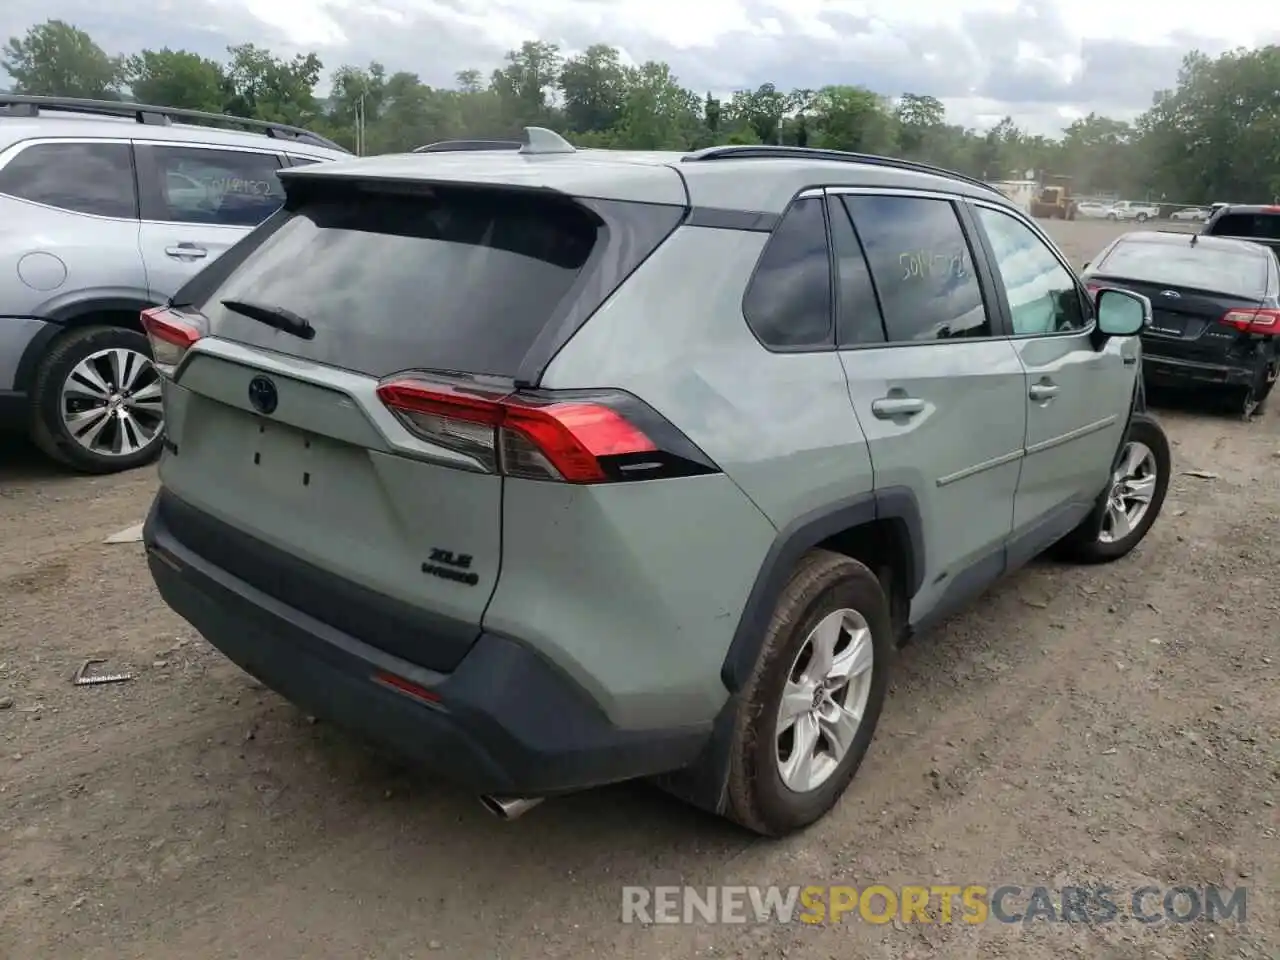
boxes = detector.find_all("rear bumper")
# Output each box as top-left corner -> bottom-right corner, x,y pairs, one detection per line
1141,353 -> 1258,388
143,494 -> 711,796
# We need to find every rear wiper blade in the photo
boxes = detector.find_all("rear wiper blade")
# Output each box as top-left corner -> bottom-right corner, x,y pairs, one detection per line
220,299 -> 316,340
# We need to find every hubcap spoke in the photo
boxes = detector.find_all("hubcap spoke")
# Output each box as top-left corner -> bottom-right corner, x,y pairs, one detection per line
1123,474 -> 1156,503
818,702 -> 861,757
779,713 -> 820,790
1106,502 -> 1133,540
778,680 -> 814,732
806,614 -> 842,681
827,627 -> 873,685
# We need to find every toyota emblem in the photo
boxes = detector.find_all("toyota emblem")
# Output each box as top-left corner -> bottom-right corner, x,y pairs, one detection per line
248,375 -> 278,415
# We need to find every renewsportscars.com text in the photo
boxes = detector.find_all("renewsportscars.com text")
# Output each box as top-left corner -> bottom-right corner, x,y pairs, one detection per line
621,884 -> 1248,926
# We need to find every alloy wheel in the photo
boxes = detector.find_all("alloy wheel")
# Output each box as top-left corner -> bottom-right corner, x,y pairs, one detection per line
775,608 -> 875,793
59,347 -> 165,458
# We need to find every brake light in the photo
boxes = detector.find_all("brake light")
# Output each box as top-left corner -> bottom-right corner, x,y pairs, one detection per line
141,307 -> 201,376
375,376 -> 716,484
1220,308 -> 1280,335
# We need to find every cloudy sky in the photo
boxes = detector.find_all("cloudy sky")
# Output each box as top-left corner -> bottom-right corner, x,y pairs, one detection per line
2,0 -> 1277,135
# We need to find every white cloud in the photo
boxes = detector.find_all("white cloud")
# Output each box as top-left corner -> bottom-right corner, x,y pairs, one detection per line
3,0 -> 1278,135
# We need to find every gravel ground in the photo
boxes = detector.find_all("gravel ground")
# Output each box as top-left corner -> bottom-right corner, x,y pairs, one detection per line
0,218 -> 1276,960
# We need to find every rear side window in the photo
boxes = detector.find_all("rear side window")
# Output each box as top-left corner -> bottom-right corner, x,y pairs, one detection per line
146,146 -> 284,227
1096,240 -> 1268,298
742,196 -> 833,348
1208,213 -> 1280,241
194,185 -> 601,378
842,195 -> 990,342
0,142 -> 136,218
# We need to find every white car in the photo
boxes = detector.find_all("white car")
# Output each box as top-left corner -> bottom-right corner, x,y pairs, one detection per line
1106,201 -> 1161,222
1075,201 -> 1112,219
1170,207 -> 1210,222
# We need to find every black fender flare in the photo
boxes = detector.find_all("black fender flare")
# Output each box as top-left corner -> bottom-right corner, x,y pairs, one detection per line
12,297 -> 159,395
719,485 -> 925,693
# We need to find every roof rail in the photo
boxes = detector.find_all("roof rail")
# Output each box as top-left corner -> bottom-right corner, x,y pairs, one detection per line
681,144 -> 1001,196
413,126 -> 576,156
0,94 -> 350,153
413,139 -> 522,153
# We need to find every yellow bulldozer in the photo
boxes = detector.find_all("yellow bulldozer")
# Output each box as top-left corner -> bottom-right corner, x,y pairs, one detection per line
1029,175 -> 1077,220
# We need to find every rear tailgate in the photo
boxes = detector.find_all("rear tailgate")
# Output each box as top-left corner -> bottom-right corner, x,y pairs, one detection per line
1088,238 -> 1272,366
152,170 -> 686,673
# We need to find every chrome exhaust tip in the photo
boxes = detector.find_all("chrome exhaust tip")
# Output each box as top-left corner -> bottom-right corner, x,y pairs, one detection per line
479,794 -> 545,820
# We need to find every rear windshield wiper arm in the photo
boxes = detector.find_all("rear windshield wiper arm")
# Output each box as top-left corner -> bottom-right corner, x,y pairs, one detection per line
220,299 -> 316,340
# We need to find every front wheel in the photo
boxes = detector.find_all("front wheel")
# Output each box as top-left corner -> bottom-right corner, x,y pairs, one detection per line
1055,415 -> 1170,564
724,550 -> 893,837
1136,212 -> 1149,222
29,325 -> 166,474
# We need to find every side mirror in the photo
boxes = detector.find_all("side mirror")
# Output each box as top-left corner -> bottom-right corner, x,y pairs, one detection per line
1096,288 -> 1150,337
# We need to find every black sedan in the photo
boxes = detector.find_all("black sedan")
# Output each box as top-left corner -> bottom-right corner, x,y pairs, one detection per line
1081,230 -> 1280,419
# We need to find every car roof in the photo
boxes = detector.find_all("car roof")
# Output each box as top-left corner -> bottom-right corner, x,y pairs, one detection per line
0,96 -> 350,159
0,113 -> 350,160
1210,204 -> 1280,216
280,144 -> 1017,215
1113,230 -> 1272,257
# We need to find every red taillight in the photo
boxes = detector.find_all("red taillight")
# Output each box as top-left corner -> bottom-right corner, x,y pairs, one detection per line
1220,308 -> 1280,335
376,377 -> 675,484
141,307 -> 201,375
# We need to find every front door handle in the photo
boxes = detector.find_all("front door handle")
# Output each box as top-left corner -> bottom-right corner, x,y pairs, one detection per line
165,243 -> 208,260
1029,382 -> 1060,401
871,396 -> 926,419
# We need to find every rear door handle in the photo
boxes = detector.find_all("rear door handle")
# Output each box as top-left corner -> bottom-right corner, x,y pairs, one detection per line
165,243 -> 208,260
871,397 -> 926,419
1029,383 -> 1060,401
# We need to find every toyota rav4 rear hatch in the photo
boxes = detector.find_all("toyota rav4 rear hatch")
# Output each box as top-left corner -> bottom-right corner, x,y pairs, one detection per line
147,170 -> 686,672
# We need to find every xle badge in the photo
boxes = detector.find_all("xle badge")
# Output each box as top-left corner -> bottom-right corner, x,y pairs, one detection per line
422,548 -> 479,586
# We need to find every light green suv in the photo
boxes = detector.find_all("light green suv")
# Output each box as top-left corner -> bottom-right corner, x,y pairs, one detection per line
142,132 -> 1171,836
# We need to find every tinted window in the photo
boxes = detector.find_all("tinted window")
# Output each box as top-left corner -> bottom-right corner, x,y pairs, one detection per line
842,195 -> 989,342
194,185 -> 600,378
1096,239 -> 1269,299
149,147 -> 283,227
975,206 -> 1086,335
742,197 -> 833,348
287,156 -> 323,167
828,197 -> 886,346
1207,213 -> 1280,240
0,142 -> 135,218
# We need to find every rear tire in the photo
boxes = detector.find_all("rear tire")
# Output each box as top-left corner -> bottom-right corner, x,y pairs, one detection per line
1055,414 -> 1170,564
1137,213 -> 1149,222
1238,359 -> 1277,420
724,550 -> 892,837
29,325 -> 165,474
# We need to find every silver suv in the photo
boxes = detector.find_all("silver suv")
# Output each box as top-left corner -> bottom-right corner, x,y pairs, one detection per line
142,133 -> 1171,836
0,95 -> 350,473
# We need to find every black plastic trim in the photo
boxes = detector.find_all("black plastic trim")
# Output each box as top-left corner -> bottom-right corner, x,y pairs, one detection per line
719,486 -> 924,692
684,207 -> 780,232
153,489 -> 481,673
0,389 -> 26,427
144,496 -> 710,795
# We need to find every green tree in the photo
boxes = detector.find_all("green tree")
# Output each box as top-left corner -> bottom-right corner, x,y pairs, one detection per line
123,49 -> 225,111
2,20 -> 121,98
559,44 -> 628,133
809,85 -> 897,154
222,43 -> 323,125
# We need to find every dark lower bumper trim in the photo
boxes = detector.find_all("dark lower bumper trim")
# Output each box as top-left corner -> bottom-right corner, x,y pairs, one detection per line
143,496 -> 710,795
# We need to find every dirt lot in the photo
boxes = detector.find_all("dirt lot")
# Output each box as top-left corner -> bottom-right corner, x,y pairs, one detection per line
1,218 -> 1276,960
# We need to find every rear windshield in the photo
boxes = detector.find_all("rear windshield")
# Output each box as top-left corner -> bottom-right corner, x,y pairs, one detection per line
1095,239 -> 1268,298
1207,213 -> 1280,240
193,185 -> 600,378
